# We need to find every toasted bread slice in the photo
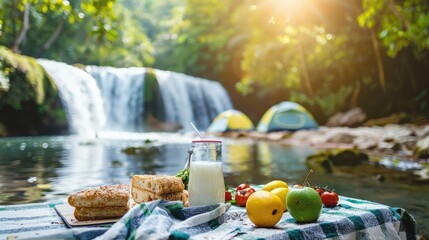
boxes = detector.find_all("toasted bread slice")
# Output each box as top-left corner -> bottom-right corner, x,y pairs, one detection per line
182,190 -> 188,207
131,175 -> 184,195
68,184 -> 130,208
132,186 -> 183,203
74,206 -> 129,221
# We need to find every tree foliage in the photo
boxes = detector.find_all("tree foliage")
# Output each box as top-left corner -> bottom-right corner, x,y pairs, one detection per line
1,0 -> 428,121
167,0 -> 428,120
1,0 -> 115,53
359,0 -> 429,57
0,0 -> 154,67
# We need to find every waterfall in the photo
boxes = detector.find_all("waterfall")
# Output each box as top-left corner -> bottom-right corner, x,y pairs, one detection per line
39,60 -> 233,134
155,69 -> 233,131
85,66 -> 147,132
37,59 -> 106,138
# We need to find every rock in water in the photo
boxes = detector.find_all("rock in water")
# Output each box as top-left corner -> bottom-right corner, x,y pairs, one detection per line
329,150 -> 369,166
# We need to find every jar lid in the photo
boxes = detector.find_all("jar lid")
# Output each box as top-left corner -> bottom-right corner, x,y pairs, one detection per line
192,139 -> 222,143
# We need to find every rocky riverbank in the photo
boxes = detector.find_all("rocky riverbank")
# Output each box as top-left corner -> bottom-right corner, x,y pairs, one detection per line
217,124 -> 429,158
211,124 -> 429,183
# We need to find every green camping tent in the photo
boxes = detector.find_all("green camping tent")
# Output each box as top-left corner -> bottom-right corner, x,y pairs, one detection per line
257,101 -> 318,132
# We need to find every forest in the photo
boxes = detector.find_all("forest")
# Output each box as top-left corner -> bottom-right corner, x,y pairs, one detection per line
1,0 -> 429,123
1,1 -> 429,236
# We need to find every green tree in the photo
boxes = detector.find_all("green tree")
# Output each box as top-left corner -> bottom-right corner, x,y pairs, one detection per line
358,0 -> 429,113
220,0 -> 380,119
359,0 -> 429,57
162,0 -> 239,78
114,0 -> 184,68
80,0 -> 155,67
0,0 -> 117,55
0,0 -> 154,67
209,0 -> 429,119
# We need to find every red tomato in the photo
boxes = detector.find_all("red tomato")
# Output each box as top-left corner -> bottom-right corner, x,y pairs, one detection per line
225,191 -> 232,201
235,187 -> 255,207
236,183 -> 250,191
321,191 -> 339,207
315,188 -> 325,196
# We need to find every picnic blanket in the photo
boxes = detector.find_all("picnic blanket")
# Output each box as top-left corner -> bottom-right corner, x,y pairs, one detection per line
0,196 -> 417,240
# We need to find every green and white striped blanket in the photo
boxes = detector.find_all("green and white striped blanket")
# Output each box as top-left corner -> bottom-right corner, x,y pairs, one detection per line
0,196 -> 417,240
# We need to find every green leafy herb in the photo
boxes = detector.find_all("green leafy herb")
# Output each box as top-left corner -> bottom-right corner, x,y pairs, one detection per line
176,168 -> 190,190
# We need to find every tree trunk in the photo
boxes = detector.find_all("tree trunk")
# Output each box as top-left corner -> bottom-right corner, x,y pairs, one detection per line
37,19 -> 65,57
370,28 -> 387,93
352,0 -> 387,94
350,81 -> 361,108
297,42 -> 313,96
11,3 -> 30,53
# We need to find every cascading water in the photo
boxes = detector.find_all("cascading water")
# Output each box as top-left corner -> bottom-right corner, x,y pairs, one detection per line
39,60 -> 233,135
37,59 -> 106,138
85,66 -> 147,132
155,69 -> 233,131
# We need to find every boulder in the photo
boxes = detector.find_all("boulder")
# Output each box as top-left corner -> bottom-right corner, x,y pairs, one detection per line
121,145 -> 161,155
325,108 -> 367,127
329,149 -> 369,166
354,138 -> 378,149
326,132 -> 356,144
306,149 -> 369,173
0,47 -> 68,136
363,112 -> 410,126
415,136 -> 429,158
266,131 -> 292,141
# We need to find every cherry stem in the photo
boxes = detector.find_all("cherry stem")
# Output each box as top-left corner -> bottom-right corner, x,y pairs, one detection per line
302,169 -> 313,186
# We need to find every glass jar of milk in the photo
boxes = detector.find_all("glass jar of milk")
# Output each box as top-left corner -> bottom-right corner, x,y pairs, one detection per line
188,139 -> 225,206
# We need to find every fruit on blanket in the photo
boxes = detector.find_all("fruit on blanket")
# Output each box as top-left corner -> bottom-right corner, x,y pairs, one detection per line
286,186 -> 322,223
271,187 -> 289,211
225,191 -> 232,202
262,180 -> 288,192
315,187 -> 325,196
246,191 -> 284,227
286,170 -> 322,223
312,185 -> 339,207
236,183 -> 250,191
321,191 -> 339,207
236,186 -> 256,207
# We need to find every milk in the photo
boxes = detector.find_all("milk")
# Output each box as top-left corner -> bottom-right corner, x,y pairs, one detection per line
188,161 -> 225,206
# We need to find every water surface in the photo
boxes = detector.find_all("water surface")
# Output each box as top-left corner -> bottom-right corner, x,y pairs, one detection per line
0,133 -> 427,234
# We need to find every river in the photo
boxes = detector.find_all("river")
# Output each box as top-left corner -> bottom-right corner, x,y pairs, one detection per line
0,132 -> 427,234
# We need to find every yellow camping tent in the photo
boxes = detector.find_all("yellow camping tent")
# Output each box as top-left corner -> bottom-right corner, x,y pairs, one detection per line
207,110 -> 254,132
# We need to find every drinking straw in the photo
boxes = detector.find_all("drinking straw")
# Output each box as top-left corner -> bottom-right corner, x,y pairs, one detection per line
185,122 -> 203,169
190,122 -> 204,139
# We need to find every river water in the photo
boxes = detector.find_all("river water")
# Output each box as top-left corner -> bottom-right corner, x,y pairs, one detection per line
0,133 -> 427,234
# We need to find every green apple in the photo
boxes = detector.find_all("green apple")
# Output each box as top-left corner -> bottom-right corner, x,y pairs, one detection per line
286,186 -> 322,223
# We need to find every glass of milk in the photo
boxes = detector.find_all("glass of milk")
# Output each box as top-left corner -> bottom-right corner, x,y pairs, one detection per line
188,139 -> 225,206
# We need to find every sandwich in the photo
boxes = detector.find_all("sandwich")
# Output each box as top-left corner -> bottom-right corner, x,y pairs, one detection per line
131,175 -> 188,206
74,206 -> 129,221
68,184 -> 130,221
131,175 -> 184,195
